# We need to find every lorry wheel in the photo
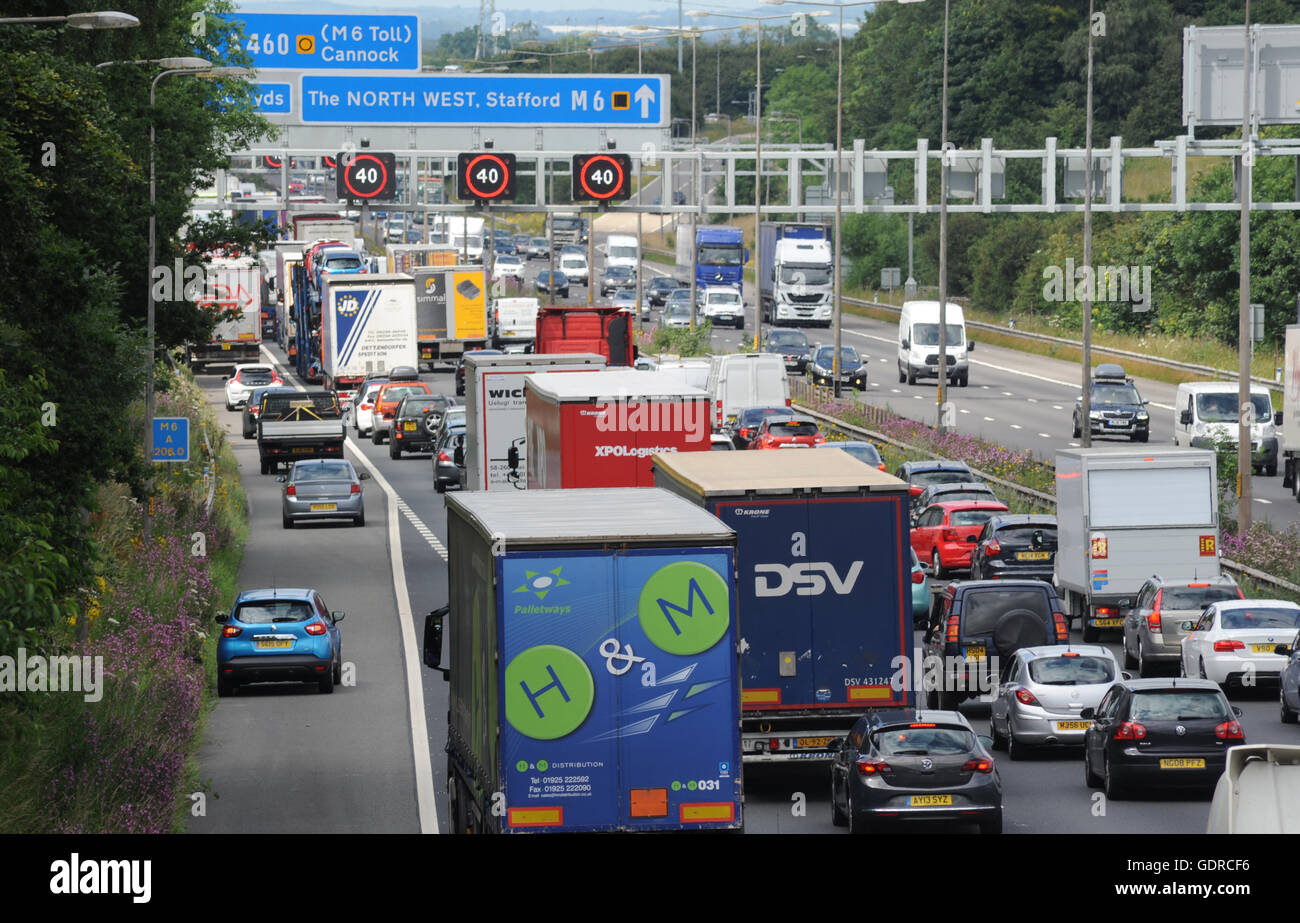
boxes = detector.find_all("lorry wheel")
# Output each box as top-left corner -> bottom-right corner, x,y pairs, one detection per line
1072,418 -> 1081,440
898,368 -> 906,384
260,459 -> 271,475
1267,461 -> 1278,477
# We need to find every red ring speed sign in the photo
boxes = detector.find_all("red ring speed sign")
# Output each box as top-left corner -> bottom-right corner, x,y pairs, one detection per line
579,154 -> 626,200
463,153 -> 511,199
343,153 -> 390,199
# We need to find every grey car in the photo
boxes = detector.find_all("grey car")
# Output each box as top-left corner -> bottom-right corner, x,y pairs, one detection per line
433,424 -> 466,493
829,708 -> 1002,835
1121,575 -> 1243,677
1277,632 -> 1300,723
911,481 -> 1000,520
988,645 -> 1122,758
279,458 -> 367,528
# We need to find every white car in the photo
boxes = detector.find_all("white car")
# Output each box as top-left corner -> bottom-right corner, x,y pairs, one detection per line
351,381 -> 386,438
989,645 -> 1121,759
224,364 -> 281,410
701,285 -> 744,330
491,254 -> 525,282
1180,599 -> 1300,687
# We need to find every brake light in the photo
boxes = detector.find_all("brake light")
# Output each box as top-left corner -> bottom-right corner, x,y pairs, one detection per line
855,758 -> 892,775
984,539 -> 1001,556
1014,688 -> 1040,706
785,397 -> 792,407
1187,583 -> 1209,587
912,569 -> 925,584
1114,720 -> 1147,740
962,758 -> 994,773
360,403 -> 372,411
715,400 -> 722,425
1148,590 -> 1164,631
286,485 -> 296,496
350,483 -> 361,495
909,723 -> 936,728
1095,606 -> 1117,617
1060,651 -> 1079,657
438,450 -> 451,463
1215,720 -> 1244,740
221,625 -> 242,638
1213,639 -> 1245,652
946,613 -> 960,642
304,621 -> 328,636
1053,612 -> 1068,640
877,464 -> 886,471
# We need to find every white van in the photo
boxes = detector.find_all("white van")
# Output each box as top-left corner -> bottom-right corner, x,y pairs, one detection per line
706,353 -> 790,431
897,300 -> 972,387
602,234 -> 639,272
492,297 -> 540,352
1173,380 -> 1278,475
559,252 -> 589,285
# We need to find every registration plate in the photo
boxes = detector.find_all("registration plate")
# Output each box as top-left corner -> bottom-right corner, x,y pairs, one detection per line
796,736 -> 834,749
255,639 -> 291,650
1093,618 -> 1123,628
1251,643 -> 1278,654
221,342 -> 231,350
1016,551 -> 1050,561
309,503 -> 337,512
1055,720 -> 1091,731
1106,418 -> 1126,426
1160,758 -> 1206,770
964,645 -> 986,662
403,421 -> 417,431
292,447 -> 313,454
909,794 -> 953,807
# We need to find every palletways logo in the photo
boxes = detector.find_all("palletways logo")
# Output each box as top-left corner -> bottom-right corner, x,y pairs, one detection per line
335,288 -> 380,364
513,565 -> 572,614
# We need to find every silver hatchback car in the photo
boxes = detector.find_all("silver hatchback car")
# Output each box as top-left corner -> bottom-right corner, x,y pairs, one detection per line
989,645 -> 1122,759
1121,575 -> 1243,677
279,459 -> 368,528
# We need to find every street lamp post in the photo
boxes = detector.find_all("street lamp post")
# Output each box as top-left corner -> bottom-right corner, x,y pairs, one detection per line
936,0 -> 951,431
1081,0 -> 1096,448
0,11 -> 140,28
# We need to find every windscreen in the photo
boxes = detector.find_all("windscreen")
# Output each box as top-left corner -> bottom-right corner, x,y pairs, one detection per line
1220,607 -> 1300,630
767,331 -> 808,348
1159,585 -> 1241,609
708,291 -> 741,305
912,469 -> 972,487
950,509 -> 998,527
325,256 -> 362,270
234,600 -> 313,624
1088,466 -> 1213,527
261,392 -> 340,419
609,246 -> 637,260
293,461 -> 353,481
838,444 -> 881,466
995,524 -> 1057,548
1196,392 -> 1271,423
1129,691 -> 1229,721
912,323 -> 964,347
961,588 -> 1050,635
769,421 -> 820,437
872,726 -> 973,756
779,264 -> 831,285
552,217 -> 581,230
382,385 -> 429,403
241,368 -> 275,386
1092,382 -> 1142,405
1028,656 -> 1114,685
699,245 -> 742,266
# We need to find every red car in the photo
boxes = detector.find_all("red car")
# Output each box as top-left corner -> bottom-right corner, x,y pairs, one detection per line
749,415 -> 827,449
370,380 -> 433,445
910,500 -> 1009,578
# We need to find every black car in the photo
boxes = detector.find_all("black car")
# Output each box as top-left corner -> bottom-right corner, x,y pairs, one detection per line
455,349 -> 503,396
807,345 -> 868,390
644,275 -> 679,307
762,328 -> 813,373
600,265 -> 636,297
389,394 -> 457,459
242,386 -> 298,439
922,579 -> 1069,709
1082,678 -> 1244,799
830,708 -> 1002,835
1073,363 -> 1150,441
433,424 -> 467,493
894,460 -> 976,502
728,406 -> 791,449
969,515 -> 1058,581
535,270 -> 569,298
911,481 -> 1000,519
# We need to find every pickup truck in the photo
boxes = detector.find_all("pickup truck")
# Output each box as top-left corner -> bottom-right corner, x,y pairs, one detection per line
257,390 -> 345,474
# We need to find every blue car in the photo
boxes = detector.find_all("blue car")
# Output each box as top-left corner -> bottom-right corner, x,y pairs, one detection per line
911,547 -> 931,625
216,588 -> 345,697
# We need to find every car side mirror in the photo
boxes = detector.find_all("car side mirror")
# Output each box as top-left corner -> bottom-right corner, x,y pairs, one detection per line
275,476 -> 287,483
901,338 -> 910,350
423,605 -> 449,678
359,471 -> 370,480
1276,410 -> 1284,426
976,735 -> 994,750
967,340 -> 975,351
1180,620 -> 1195,632
1179,410 -> 1193,426
1079,707 -> 1095,720
331,610 -> 346,622
215,612 -> 229,624
453,445 -> 465,468
1121,671 -> 1132,680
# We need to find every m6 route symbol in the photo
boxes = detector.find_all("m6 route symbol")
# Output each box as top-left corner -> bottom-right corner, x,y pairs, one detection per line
336,151 -> 397,202
573,153 -> 632,202
457,152 -> 517,202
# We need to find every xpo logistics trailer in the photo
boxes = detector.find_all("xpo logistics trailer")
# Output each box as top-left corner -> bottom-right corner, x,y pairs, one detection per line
423,488 -> 743,834
1054,446 -> 1220,642
412,265 -> 489,369
524,370 -> 711,489
463,352 -> 605,492
653,449 -> 914,764
320,274 -> 418,411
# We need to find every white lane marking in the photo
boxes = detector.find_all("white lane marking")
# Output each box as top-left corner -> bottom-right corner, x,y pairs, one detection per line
1068,442 -> 1080,447
913,394 -> 923,400
890,388 -> 901,394
346,438 -> 441,835
959,408 -> 971,414
1039,433 -> 1052,438
1053,405 -> 1064,410
1002,391 -> 1013,396
1028,398 -> 1038,403
1010,424 -> 1023,430
1256,498 -> 1273,505
984,416 -> 995,422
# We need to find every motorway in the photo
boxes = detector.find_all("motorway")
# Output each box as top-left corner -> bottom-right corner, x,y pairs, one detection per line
189,242 -> 1300,832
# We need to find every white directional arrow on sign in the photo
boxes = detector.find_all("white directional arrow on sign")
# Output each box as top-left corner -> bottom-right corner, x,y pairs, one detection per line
634,84 -> 655,119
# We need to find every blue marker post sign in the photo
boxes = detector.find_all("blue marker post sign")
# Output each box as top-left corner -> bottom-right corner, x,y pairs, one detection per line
222,12 -> 421,71
153,418 -> 190,463
300,74 -> 669,127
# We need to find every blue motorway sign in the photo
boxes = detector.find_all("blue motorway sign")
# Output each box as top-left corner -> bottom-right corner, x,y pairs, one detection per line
300,74 -> 670,127
153,417 -> 190,464
222,12 -> 420,71
254,82 -> 291,114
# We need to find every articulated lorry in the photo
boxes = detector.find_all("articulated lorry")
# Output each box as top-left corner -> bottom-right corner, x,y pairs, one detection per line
424,488 -> 743,833
1054,447 -> 1221,642
189,256 -> 262,371
1279,325 -> 1300,499
547,211 -> 586,248
412,265 -> 489,369
653,449 -> 914,764
758,223 -> 833,328
463,352 -> 605,492
320,274 -> 418,410
677,225 -> 747,295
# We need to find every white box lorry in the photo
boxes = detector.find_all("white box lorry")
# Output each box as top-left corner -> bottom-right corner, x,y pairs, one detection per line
1054,447 -> 1221,642
1279,324 -> 1300,498
320,273 -> 418,408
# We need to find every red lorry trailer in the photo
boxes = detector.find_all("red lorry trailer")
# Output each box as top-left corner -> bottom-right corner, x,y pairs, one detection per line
525,369 -> 710,488
533,306 -> 636,366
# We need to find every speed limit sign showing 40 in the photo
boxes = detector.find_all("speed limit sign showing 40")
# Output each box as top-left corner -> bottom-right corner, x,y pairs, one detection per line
336,151 -> 397,202
573,153 -> 632,201
457,152 -> 517,202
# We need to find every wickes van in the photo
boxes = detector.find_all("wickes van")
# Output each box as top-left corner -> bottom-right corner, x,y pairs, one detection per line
897,300 -> 972,387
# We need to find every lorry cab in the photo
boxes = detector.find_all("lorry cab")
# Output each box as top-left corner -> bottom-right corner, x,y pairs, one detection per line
898,300 -> 971,387
1173,380 -> 1277,476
